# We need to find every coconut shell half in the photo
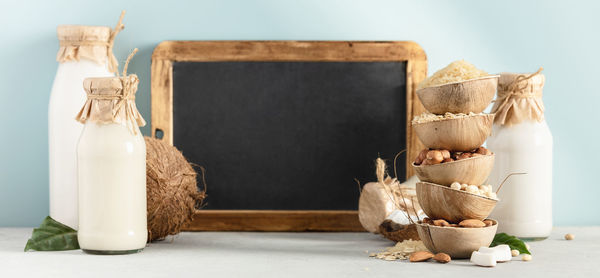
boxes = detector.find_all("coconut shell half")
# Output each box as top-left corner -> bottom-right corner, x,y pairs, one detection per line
378,220 -> 420,242
416,182 -> 497,223
416,76 -> 499,114
416,219 -> 498,259
412,154 -> 495,186
412,114 -> 494,152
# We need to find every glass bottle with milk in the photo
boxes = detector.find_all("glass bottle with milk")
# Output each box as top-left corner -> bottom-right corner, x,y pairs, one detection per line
75,64 -> 147,254
49,14 -> 124,229
487,69 -> 552,240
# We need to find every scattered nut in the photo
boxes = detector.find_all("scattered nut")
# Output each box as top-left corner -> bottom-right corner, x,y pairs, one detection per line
483,219 -> 494,227
409,251 -> 434,262
565,233 -> 575,240
433,252 -> 451,263
422,217 -> 431,224
443,158 -> 454,163
511,249 -> 519,257
459,219 -> 486,228
522,254 -> 532,261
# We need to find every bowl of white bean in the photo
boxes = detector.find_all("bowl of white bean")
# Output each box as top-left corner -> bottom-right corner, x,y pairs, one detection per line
416,181 -> 497,223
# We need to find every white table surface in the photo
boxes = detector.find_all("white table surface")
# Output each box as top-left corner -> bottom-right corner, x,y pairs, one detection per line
1,227 -> 598,277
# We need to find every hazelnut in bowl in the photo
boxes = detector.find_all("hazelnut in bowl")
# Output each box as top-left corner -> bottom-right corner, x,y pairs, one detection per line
412,113 -> 494,152
416,181 -> 497,223
412,147 -> 495,186
416,75 -> 499,114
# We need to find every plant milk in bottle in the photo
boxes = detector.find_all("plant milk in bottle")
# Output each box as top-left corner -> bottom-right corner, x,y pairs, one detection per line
76,73 -> 147,254
49,15 -> 124,229
487,70 -> 552,240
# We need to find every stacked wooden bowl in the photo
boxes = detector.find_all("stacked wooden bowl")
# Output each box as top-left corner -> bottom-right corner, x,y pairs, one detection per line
411,76 -> 501,259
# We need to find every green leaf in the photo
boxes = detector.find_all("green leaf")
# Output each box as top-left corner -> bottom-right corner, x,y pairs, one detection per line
24,216 -> 80,251
490,233 -> 531,255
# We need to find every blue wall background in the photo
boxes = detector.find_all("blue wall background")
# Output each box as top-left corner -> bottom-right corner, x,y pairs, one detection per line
1,0 -> 598,226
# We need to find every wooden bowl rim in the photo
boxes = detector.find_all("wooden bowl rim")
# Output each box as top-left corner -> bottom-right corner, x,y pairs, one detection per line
417,181 -> 499,202
415,218 -> 498,230
412,113 -> 495,127
412,153 -> 495,169
416,75 -> 500,92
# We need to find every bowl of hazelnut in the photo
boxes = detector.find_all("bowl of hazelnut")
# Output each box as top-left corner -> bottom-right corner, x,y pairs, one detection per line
412,147 -> 494,186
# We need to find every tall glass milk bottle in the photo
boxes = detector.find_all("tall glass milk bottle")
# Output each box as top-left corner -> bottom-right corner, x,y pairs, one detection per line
76,71 -> 147,254
488,69 -> 552,240
49,16 -> 124,229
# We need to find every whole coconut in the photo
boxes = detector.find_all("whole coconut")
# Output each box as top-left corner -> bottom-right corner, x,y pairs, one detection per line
145,137 -> 206,241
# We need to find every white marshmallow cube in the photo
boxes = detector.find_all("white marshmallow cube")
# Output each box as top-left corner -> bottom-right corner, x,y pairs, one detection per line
470,251 -> 497,267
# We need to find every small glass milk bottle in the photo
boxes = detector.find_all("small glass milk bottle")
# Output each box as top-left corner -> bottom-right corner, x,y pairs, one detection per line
487,68 -> 552,240
49,12 -> 125,229
75,51 -> 147,254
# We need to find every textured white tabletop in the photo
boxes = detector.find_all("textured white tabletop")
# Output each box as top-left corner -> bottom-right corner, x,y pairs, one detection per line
1,227 -> 598,277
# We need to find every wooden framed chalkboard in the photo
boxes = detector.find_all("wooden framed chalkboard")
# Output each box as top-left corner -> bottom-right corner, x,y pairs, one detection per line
151,41 -> 427,231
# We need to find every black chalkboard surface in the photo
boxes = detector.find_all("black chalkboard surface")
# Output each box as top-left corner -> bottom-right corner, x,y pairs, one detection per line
172,61 -> 407,210
151,41 -> 427,231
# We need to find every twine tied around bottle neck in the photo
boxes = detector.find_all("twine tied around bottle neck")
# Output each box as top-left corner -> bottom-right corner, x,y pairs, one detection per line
491,67 -> 545,126
77,48 -> 146,134
497,67 -> 543,98
57,10 -> 125,73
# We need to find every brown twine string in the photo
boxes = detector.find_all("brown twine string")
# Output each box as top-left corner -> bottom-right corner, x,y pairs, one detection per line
499,67 -> 544,94
84,48 -> 141,134
492,67 -> 543,115
59,40 -> 110,47
120,47 -> 138,77
107,10 -> 126,73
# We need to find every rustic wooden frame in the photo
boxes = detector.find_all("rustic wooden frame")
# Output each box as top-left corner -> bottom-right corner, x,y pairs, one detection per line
151,41 -> 427,231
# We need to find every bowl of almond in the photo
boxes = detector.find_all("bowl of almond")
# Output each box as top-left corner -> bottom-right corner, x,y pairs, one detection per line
416,181 -> 497,223
412,147 -> 495,186
416,218 -> 498,259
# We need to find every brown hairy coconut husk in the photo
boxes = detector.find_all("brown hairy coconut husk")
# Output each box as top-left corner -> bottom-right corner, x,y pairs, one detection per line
145,137 -> 206,242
